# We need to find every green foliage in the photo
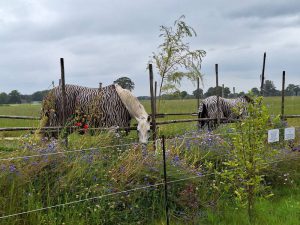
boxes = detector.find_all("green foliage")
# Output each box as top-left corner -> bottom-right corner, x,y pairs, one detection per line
217,96 -> 278,221
8,90 -> 21,104
250,87 -> 260,96
193,88 -> 203,99
263,80 -> 280,96
113,77 -> 135,91
286,84 -> 300,96
204,86 -> 231,98
31,90 -> 50,102
0,92 -> 9,104
151,15 -> 206,102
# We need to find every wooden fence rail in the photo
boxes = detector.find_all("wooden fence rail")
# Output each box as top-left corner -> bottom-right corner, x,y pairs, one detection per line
0,115 -> 41,120
282,115 -> 300,118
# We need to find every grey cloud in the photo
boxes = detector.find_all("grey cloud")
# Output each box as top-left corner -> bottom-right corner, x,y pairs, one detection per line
0,0 -> 299,96
228,0 -> 300,19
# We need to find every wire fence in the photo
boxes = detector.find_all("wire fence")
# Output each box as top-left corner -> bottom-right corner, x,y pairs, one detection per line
0,113 -> 299,223
0,126 -> 299,162
1,155 -> 299,220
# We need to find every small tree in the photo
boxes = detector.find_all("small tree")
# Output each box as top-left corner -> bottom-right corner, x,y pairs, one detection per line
113,77 -> 135,91
218,96 -> 278,222
151,15 -> 206,109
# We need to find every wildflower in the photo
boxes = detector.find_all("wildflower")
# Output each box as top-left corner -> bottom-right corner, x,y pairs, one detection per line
9,165 -> 17,173
75,122 -> 82,127
196,172 -> 203,177
83,124 -> 89,130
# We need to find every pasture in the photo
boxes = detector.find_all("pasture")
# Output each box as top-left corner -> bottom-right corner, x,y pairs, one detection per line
1,96 -> 300,138
0,96 -> 300,224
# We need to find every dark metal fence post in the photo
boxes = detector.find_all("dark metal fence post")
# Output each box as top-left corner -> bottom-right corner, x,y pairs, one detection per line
281,71 -> 285,120
149,64 -> 157,149
162,135 -> 170,225
260,52 -> 266,96
60,58 -> 68,148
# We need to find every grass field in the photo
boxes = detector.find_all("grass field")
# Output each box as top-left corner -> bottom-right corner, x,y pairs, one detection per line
0,97 -> 300,224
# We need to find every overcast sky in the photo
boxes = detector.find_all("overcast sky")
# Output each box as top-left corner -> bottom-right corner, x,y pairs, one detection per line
1,0 -> 299,96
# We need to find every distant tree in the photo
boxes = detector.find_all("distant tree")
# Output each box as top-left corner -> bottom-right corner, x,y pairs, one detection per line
250,87 -> 260,95
151,15 -> 206,108
204,87 -> 218,97
223,87 -> 231,98
180,91 -> 188,99
193,88 -> 203,99
237,91 -> 246,97
204,86 -> 231,98
286,84 -> 300,96
32,90 -> 50,101
21,94 -> 32,103
8,90 -> 21,104
113,77 -> 135,91
0,92 -> 8,104
295,85 -> 300,96
264,80 -> 278,96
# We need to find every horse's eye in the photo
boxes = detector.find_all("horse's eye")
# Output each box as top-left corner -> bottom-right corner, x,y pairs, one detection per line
147,130 -> 150,133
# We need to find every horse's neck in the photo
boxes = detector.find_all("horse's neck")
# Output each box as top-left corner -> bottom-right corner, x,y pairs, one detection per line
115,85 -> 148,121
126,102 -> 148,121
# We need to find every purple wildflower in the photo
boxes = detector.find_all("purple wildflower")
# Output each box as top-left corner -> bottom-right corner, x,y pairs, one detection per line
9,164 -> 17,173
196,172 -> 203,177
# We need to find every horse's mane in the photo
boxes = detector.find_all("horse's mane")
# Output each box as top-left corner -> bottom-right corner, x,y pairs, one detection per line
114,84 -> 148,120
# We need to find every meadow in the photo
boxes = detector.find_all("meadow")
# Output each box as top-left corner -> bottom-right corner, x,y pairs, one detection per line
0,96 -> 299,224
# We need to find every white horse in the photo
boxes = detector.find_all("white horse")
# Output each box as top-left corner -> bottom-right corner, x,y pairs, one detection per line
115,84 -> 151,144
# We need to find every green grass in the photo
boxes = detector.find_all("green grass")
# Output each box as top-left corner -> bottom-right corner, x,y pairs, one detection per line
1,96 -> 299,135
0,97 -> 300,224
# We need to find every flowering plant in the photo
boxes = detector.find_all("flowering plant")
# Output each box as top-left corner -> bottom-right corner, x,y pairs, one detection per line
73,110 -> 90,133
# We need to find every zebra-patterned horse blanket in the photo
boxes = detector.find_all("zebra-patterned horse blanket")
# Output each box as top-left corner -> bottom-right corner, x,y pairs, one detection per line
41,84 -> 131,134
198,95 -> 252,128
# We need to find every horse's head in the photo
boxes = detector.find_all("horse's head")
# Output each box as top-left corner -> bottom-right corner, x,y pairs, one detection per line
136,115 -> 151,144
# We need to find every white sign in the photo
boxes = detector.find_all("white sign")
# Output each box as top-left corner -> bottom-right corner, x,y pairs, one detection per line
284,127 -> 295,140
268,129 -> 279,143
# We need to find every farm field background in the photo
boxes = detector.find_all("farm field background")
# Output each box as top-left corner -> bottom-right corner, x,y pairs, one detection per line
0,96 -> 300,138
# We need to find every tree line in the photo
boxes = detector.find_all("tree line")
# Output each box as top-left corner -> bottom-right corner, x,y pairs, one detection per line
1,79 -> 299,104
0,90 -> 49,104
139,79 -> 300,100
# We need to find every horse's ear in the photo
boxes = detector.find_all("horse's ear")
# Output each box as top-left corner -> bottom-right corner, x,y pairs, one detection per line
147,115 -> 151,122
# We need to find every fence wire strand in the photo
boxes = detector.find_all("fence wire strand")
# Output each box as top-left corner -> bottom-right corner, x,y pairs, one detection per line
1,155 -> 300,220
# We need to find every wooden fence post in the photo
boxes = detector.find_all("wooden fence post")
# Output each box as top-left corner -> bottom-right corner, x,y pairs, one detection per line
260,52 -> 266,96
149,64 -> 157,148
60,58 -> 68,147
281,71 -> 285,120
